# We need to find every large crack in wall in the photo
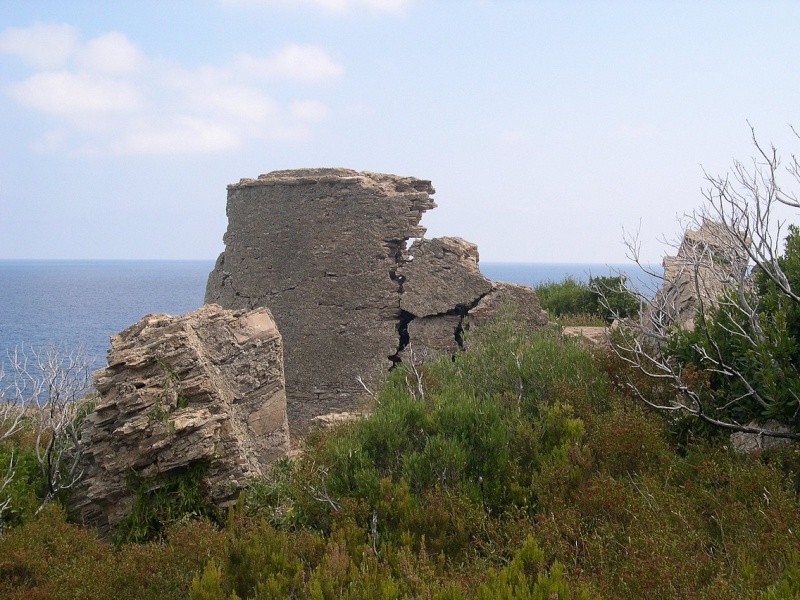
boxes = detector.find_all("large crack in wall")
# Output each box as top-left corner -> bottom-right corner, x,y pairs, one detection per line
205,169 -> 547,435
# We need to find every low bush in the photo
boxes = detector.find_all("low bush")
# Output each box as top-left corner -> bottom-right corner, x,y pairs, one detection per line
1,313 -> 799,599
0,503 -> 226,600
114,461 -> 220,545
536,275 -> 638,323
535,277 -> 594,318
0,440 -> 41,531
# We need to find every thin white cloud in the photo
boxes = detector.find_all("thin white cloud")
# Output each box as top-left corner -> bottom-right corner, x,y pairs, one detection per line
8,71 -> 143,116
354,0 -> 413,11
188,85 -> 279,126
0,22 -> 78,69
76,32 -> 145,74
221,0 -> 414,13
1,23 -> 340,156
30,129 -> 70,153
112,116 -> 242,155
235,45 -> 343,82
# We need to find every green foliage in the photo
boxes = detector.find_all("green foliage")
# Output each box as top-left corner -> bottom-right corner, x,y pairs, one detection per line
244,457 -> 303,528
536,275 -> 638,323
1,313 -> 799,598
451,317 -> 612,415
588,275 -> 640,323
224,517 -> 309,598
474,537 -> 586,600
761,555 -> 800,599
535,277 -> 594,318
664,225 -> 800,432
0,503 -> 226,599
0,442 -> 41,531
270,324 -> 608,541
587,402 -> 671,477
114,461 -> 219,545
190,561 -> 229,600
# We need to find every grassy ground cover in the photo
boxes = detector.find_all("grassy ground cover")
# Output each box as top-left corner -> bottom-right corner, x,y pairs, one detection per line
1,315 -> 798,599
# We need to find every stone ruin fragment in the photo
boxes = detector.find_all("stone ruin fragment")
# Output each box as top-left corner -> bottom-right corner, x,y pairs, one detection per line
647,220 -> 749,331
205,168 -> 548,434
71,304 -> 290,535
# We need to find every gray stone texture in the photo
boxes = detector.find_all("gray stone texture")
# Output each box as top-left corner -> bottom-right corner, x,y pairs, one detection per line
649,221 -> 750,330
205,168 -> 548,434
72,304 -> 289,535
730,420 -> 794,453
400,237 -> 493,317
467,282 -> 551,330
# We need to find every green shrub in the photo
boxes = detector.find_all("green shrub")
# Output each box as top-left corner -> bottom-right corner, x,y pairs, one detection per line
0,441 -> 41,531
450,320 -> 612,416
657,225 -> 800,435
190,561 -> 233,600
587,402 -> 672,477
0,503 -> 226,599
114,461 -> 219,545
588,275 -> 640,323
224,518 -> 307,598
536,275 -> 638,323
761,556 -> 800,599
3,311 -> 799,598
535,277 -> 595,318
0,503 -> 108,599
474,536 -> 587,600
401,435 -> 468,492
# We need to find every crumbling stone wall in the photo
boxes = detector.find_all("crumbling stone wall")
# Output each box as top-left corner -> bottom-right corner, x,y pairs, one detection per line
206,168 -> 547,433
72,304 -> 289,535
649,221 -> 749,330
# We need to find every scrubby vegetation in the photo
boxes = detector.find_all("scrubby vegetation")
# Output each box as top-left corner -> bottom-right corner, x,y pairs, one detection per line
663,226 -> 800,432
535,275 -> 638,325
1,312 -> 799,599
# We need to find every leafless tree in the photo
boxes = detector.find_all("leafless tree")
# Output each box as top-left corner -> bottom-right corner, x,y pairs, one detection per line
0,360 -> 24,530
0,344 -> 95,525
604,125 -> 800,441
0,443 -> 13,531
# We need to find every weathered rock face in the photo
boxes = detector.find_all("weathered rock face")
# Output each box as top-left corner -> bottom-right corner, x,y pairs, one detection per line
649,221 -> 749,330
467,282 -> 550,330
72,304 -> 289,535
400,237 -> 492,316
730,421 -> 794,454
396,236 -> 495,362
561,326 -> 608,347
206,168 -> 548,433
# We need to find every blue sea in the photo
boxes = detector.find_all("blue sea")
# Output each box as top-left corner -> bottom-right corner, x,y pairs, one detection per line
0,260 -> 658,371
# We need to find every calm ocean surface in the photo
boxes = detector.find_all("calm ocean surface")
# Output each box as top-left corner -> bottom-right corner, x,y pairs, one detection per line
0,260 -> 658,371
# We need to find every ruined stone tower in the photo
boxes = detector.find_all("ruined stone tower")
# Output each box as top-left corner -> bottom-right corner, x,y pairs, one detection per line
206,168 -> 546,434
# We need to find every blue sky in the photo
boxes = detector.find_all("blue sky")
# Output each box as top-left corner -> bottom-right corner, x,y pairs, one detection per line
1,1 -> 799,262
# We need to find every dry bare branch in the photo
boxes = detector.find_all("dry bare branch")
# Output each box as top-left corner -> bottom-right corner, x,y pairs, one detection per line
604,126 -> 800,440
0,344 -> 95,520
405,347 -> 425,401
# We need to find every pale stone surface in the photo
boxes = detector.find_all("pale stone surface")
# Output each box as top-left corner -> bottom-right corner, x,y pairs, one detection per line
562,326 -> 608,346
71,304 -> 290,535
206,169 -> 549,434
403,314 -> 464,361
649,221 -> 749,330
397,237 -> 496,363
730,420 -> 794,453
206,169 -> 437,434
311,411 -> 363,428
400,237 -> 492,317
467,282 -> 549,330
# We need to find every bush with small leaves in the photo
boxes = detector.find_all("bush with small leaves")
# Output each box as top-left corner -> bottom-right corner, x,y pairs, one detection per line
114,461 -> 220,545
